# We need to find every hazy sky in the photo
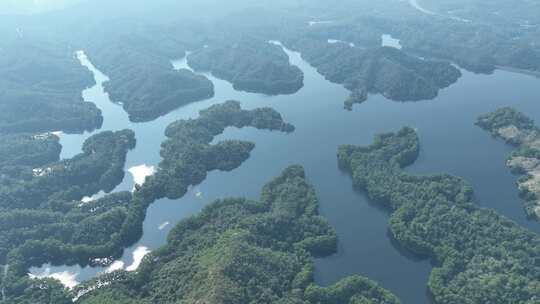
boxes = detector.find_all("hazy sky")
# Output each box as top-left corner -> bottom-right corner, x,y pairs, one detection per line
0,0 -> 83,14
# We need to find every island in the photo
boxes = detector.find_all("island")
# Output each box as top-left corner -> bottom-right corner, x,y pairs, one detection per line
84,26 -> 214,122
187,38 -> 304,95
287,38 -> 461,109
0,129 -> 135,211
0,102 -> 298,303
0,130 -> 138,302
338,127 -> 540,303
70,166 -> 399,304
476,107 -> 540,219
141,100 -> 295,200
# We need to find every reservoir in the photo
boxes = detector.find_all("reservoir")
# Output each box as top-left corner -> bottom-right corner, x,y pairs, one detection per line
31,43 -> 540,304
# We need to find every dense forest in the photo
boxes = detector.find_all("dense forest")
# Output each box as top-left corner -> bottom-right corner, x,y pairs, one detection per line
73,166 -> 399,304
188,38 -> 304,95
299,1 -> 540,74
0,130 -> 139,303
215,2 -> 540,75
3,0 -> 538,134
417,0 -> 539,69
0,191 -> 141,304
390,18 -> 539,74
0,130 -> 136,267
0,133 -> 61,169
0,101 -> 297,303
1,0 -> 539,136
421,0 -> 540,26
338,127 -> 540,303
83,24 -> 215,122
141,100 -> 295,200
0,39 -> 102,134
1,1 -> 539,303
0,129 -> 135,211
285,38 -> 461,109
477,107 -> 540,219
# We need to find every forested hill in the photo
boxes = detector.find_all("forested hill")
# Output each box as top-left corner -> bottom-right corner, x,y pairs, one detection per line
477,107 -> 540,219
139,100 -> 295,201
0,39 -> 101,134
188,38 -> 304,95
286,38 -> 461,109
83,23 -> 215,122
0,129 -> 135,211
0,101 -> 298,303
338,128 -> 540,303
0,130 -> 138,304
75,166 -> 400,304
0,133 -> 61,168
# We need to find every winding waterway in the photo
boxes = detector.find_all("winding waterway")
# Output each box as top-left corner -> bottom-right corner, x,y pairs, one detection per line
30,43 -> 540,304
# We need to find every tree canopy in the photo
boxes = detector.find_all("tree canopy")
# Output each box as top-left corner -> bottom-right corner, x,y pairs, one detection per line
338,127 -> 540,303
75,166 -> 399,304
477,107 -> 540,219
188,37 -> 304,95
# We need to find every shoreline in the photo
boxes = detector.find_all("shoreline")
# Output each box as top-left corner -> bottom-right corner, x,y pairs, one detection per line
496,65 -> 540,78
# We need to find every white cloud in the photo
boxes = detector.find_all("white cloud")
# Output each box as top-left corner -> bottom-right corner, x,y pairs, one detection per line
105,261 -> 125,274
29,268 -> 79,289
129,164 -> 156,190
126,246 -> 151,272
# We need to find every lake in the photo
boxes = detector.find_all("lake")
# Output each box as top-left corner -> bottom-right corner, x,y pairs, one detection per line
31,43 -> 540,304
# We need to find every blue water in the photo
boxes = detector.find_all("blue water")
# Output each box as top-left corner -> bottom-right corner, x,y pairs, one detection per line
31,45 -> 540,304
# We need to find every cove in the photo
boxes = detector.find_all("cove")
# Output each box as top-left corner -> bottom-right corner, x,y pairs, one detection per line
31,43 -> 540,304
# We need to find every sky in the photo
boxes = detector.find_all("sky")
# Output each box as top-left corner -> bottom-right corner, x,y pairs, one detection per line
0,0 -> 83,14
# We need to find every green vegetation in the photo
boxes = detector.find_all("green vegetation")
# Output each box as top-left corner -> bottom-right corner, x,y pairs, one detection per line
0,40 -> 102,134
287,38 -> 461,109
75,166 -> 399,304
0,101 -> 296,304
2,191 -> 133,269
0,133 -> 61,169
0,130 -> 135,211
322,0 -> 536,75
2,277 -> 72,304
0,130 -> 139,303
390,18 -> 538,74
305,275 -> 400,304
291,1 -> 540,75
188,38 -> 304,95
141,100 -> 294,200
477,107 -> 540,219
84,26 -> 214,122
217,2 -> 539,76
0,129 -> 136,268
338,127 -> 540,304
2,2 -> 540,303
420,0 -> 540,30
476,107 -> 537,142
